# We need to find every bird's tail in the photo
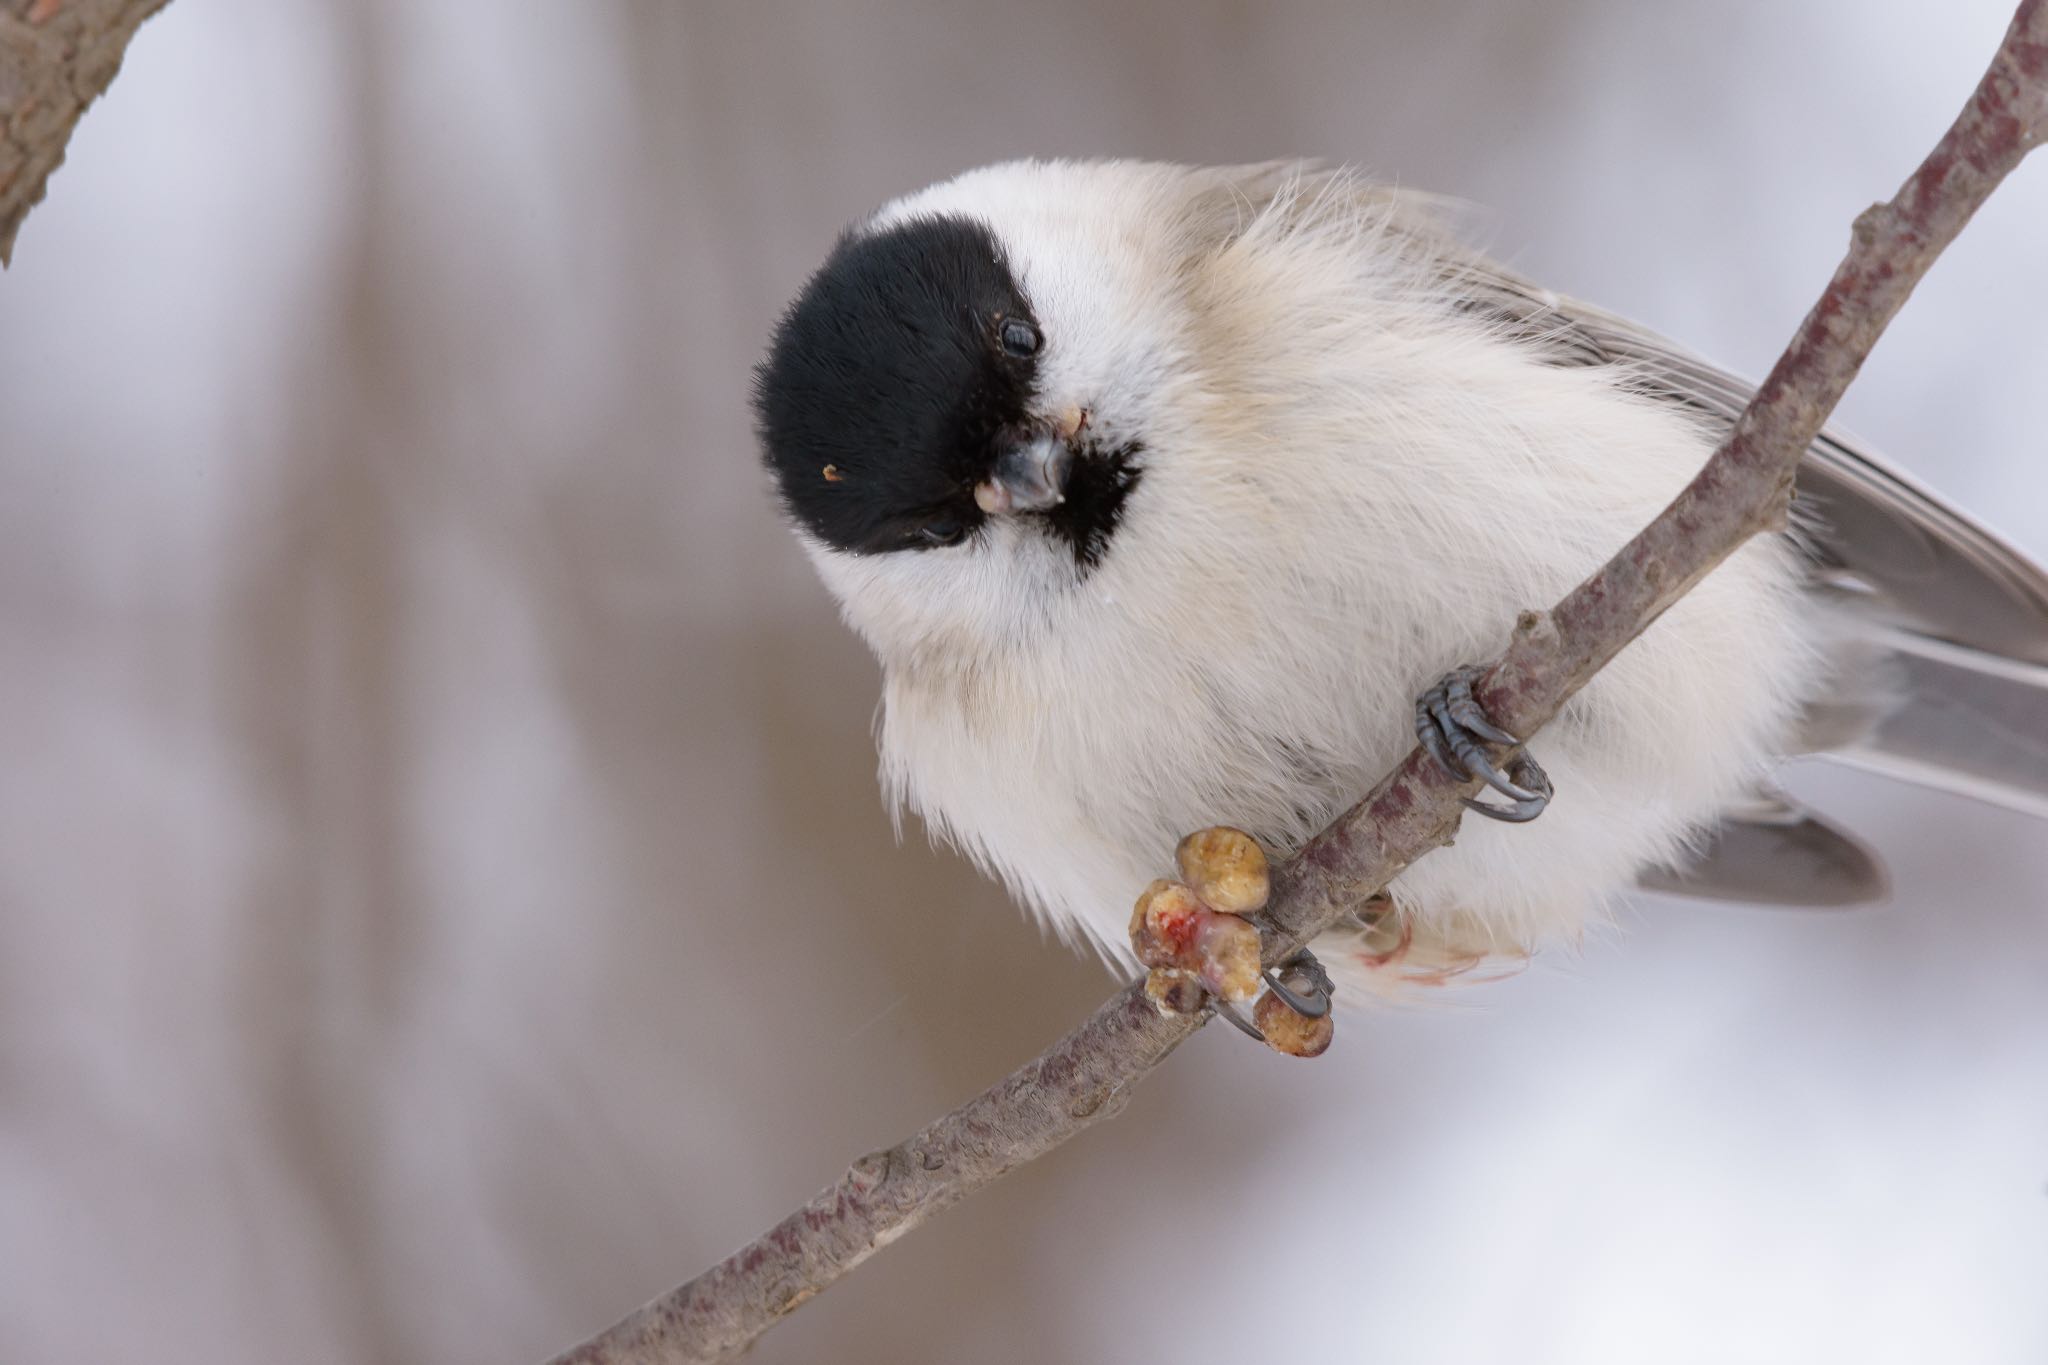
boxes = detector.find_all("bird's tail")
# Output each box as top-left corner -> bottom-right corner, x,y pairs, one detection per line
1829,627 -> 2048,821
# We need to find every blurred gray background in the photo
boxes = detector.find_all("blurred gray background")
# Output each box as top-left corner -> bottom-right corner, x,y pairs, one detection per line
3,3 -> 2045,1363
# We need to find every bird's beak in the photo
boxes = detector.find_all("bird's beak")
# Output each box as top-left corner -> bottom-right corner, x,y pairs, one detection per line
975,434 -> 1073,515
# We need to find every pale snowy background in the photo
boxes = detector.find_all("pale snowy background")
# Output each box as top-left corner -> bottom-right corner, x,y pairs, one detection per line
2,4 -> 2045,1363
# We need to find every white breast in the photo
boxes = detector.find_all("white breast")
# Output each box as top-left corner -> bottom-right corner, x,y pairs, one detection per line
850,162 -> 1826,989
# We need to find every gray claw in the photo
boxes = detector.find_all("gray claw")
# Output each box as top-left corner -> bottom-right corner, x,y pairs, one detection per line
1461,754 -> 1551,822
1449,726 -> 1542,803
1211,999 -> 1268,1041
1415,694 -> 1463,778
1263,952 -> 1335,1019
1445,671 -> 1518,746
1415,664 -> 1553,823
1204,952 -> 1338,1043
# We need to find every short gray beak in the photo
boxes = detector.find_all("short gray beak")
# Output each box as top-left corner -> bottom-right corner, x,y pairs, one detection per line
974,435 -> 1072,515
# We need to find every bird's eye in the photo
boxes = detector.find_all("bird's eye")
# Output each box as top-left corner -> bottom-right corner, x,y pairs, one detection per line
999,318 -> 1042,357
917,518 -> 967,547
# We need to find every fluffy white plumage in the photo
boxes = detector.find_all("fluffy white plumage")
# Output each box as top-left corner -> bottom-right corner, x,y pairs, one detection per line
796,158 -> 1831,993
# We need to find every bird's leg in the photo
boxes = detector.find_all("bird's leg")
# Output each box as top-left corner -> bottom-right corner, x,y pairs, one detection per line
1414,664 -> 1552,822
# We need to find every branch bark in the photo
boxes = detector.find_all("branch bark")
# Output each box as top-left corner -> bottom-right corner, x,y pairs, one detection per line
0,0 -> 171,266
546,5 -> 2048,1361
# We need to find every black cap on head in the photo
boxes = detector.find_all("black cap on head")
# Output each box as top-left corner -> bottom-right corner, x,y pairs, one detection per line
753,214 -> 1041,555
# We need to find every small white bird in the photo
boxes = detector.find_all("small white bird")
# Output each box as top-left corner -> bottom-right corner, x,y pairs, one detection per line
753,159 -> 2048,1008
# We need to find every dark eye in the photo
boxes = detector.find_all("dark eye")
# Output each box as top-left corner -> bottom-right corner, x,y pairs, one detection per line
999,318 -> 1041,357
917,517 -> 967,547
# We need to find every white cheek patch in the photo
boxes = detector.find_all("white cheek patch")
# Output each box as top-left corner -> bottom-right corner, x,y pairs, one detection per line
1015,248 -> 1183,449
873,159 -> 1196,453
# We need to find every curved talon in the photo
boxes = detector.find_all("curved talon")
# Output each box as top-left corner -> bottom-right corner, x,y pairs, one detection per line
1210,999 -> 1268,1041
1416,664 -> 1554,823
1444,671 -> 1518,746
1461,754 -> 1552,822
1450,732 -> 1542,803
1262,952 -> 1334,1019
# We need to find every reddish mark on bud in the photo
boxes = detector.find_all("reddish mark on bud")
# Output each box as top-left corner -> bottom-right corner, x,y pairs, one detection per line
1128,879 -> 1260,1001
1130,879 -> 1202,962
28,0 -> 64,24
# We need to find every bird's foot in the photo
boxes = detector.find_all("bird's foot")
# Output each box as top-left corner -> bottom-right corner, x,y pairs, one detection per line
1414,664 -> 1552,822
1261,951 -> 1333,1018
1130,828 -> 1336,1056
1247,952 -> 1337,1057
1205,949 -> 1335,1026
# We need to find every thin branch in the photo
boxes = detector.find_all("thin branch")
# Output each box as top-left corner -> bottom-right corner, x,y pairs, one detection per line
545,5 -> 2048,1361
0,0 -> 172,266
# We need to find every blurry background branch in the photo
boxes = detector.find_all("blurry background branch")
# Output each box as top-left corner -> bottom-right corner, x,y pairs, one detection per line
547,3 -> 2048,1362
0,0 -> 170,264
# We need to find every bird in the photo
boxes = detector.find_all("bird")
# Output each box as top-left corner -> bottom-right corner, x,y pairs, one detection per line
751,158 -> 2048,1015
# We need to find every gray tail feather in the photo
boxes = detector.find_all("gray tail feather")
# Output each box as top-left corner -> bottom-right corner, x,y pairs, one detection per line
1832,628 -> 2048,821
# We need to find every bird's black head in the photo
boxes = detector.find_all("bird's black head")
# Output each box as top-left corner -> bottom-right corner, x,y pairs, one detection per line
753,215 -> 1037,556
753,213 -> 1141,569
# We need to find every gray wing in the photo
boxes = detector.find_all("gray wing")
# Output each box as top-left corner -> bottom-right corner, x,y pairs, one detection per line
1637,790 -> 1887,909
1475,282 -> 2048,665
1208,168 -> 2048,902
1384,193 -> 2048,900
